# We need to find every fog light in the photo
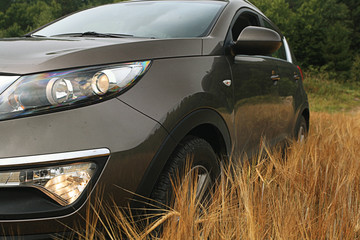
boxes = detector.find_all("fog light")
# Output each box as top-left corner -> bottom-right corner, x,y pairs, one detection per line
0,162 -> 96,206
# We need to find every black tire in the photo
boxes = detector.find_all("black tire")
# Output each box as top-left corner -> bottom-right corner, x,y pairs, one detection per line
151,136 -> 220,208
295,115 -> 307,142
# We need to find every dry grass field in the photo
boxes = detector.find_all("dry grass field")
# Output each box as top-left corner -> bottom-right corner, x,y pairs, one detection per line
74,111 -> 360,240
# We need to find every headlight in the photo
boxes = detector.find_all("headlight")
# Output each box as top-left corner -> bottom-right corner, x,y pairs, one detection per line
0,162 -> 96,206
0,61 -> 151,120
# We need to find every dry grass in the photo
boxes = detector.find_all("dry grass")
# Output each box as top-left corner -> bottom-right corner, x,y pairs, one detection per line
75,112 -> 360,240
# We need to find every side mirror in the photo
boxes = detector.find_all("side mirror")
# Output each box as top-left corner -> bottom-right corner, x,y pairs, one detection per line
233,26 -> 282,55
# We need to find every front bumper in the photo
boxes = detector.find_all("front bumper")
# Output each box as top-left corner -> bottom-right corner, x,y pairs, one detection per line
0,98 -> 169,236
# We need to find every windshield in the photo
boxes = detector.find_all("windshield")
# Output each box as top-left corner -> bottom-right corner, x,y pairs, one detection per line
34,1 -> 227,39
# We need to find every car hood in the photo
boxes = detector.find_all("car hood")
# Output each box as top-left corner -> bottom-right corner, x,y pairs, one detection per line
0,37 -> 202,75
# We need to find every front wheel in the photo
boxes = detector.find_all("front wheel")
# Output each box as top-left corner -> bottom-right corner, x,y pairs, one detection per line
295,115 -> 308,142
151,136 -> 220,208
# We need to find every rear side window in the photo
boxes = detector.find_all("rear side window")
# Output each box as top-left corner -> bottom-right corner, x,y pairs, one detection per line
263,20 -> 287,60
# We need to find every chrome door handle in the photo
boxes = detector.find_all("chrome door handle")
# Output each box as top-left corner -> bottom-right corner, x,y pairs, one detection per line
294,74 -> 300,81
271,75 -> 280,81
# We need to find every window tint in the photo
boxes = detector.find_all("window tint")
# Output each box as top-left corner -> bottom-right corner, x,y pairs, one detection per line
263,20 -> 287,60
35,1 -> 227,39
231,12 -> 260,41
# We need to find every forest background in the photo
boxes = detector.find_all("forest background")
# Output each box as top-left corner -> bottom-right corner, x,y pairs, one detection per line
0,0 -> 359,83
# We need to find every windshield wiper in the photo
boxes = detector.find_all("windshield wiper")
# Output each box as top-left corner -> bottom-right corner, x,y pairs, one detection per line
50,31 -> 134,38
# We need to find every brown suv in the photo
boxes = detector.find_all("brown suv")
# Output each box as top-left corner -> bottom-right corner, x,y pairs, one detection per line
0,0 -> 309,238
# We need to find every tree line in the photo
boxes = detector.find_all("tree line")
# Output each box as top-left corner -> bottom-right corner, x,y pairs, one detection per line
0,0 -> 359,81
251,0 -> 359,81
0,0 -> 119,37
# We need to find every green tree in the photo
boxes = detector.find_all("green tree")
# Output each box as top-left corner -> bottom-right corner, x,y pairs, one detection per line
294,0 -> 352,71
52,0 -> 86,16
339,0 -> 360,54
0,0 -> 123,38
0,11 -> 4,37
251,0 -> 296,41
286,0 -> 304,10
0,0 -> 61,37
252,0 -> 353,74
0,0 -> 12,12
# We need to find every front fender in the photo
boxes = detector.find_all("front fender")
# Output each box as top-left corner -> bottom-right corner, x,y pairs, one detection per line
134,108 -> 231,199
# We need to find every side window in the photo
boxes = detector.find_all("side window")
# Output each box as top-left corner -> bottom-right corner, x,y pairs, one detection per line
231,12 -> 260,41
263,20 -> 287,60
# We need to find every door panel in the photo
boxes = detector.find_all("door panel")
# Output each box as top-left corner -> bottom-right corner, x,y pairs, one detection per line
231,55 -> 282,156
276,60 -> 302,137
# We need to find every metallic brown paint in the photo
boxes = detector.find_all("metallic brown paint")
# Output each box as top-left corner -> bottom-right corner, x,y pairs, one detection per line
0,38 -> 202,75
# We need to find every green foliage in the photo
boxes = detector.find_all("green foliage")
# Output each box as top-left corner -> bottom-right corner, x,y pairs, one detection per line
303,69 -> 360,112
296,0 -> 352,71
0,0 -> 116,38
340,0 -> 360,55
0,0 -> 12,12
50,0 -> 84,16
0,0 -> 62,37
252,0 -> 357,81
251,0 -> 296,40
351,55 -> 360,82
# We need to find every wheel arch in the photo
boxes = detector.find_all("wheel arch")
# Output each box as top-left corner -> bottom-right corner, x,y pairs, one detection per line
169,109 -> 231,158
134,108 -> 231,201
188,123 -> 228,159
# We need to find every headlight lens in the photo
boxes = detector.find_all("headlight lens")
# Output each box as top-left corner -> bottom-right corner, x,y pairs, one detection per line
0,61 -> 151,120
0,162 -> 96,206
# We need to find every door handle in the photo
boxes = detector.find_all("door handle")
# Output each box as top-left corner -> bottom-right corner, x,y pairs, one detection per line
271,75 -> 280,81
271,70 -> 280,82
294,73 -> 300,81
